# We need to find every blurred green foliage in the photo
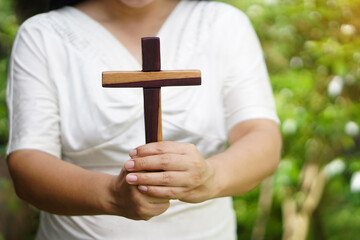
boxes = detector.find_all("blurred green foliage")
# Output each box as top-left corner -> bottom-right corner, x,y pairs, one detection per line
220,0 -> 360,239
1,0 -> 360,239
0,0 -> 17,154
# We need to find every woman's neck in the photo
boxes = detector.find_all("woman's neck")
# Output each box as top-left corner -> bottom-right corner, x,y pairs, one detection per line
75,0 -> 180,64
76,0 -> 179,25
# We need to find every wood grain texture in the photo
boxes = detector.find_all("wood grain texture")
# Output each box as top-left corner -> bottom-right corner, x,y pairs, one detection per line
142,37 -> 162,143
101,37 -> 201,144
102,70 -> 201,87
142,37 -> 161,72
143,88 -> 162,143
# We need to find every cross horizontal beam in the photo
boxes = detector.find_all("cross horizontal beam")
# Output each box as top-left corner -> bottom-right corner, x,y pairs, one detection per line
102,70 -> 201,88
102,37 -> 202,143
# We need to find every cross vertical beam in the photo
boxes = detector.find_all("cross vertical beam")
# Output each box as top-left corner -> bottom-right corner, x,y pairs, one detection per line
142,37 -> 162,143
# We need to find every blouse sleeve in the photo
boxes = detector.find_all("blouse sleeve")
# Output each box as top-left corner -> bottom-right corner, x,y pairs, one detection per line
6,17 -> 61,158
221,7 -> 279,132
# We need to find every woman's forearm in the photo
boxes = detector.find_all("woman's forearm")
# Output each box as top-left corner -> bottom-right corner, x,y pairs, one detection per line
8,150 -> 115,215
207,119 -> 282,198
8,149 -> 170,220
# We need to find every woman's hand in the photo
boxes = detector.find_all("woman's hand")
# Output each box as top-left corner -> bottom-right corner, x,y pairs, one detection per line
124,141 -> 216,203
109,167 -> 170,220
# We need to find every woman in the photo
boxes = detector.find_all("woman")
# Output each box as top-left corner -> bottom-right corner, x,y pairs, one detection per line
7,0 -> 282,239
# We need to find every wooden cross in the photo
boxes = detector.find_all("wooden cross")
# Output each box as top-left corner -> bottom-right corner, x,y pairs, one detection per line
102,37 -> 201,143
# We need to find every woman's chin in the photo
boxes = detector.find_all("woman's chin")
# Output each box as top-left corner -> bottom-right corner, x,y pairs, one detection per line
118,0 -> 157,8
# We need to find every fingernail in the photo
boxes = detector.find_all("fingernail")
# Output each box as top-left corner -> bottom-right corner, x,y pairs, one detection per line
129,149 -> 137,158
138,185 -> 148,192
125,160 -> 135,169
126,174 -> 137,183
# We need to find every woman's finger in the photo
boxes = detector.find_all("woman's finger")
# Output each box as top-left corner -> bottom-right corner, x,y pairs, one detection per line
130,141 -> 197,158
138,184 -> 212,204
138,185 -> 186,200
125,154 -> 190,172
126,171 -> 195,187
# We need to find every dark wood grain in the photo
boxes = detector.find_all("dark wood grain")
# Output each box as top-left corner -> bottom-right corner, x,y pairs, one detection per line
142,37 -> 161,72
143,88 -> 162,143
142,37 -> 162,143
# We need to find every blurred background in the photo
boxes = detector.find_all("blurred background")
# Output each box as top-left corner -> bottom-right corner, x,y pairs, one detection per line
0,0 -> 360,239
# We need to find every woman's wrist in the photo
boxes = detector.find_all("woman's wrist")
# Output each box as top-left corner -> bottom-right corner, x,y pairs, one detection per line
205,155 -> 226,200
102,173 -> 124,216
